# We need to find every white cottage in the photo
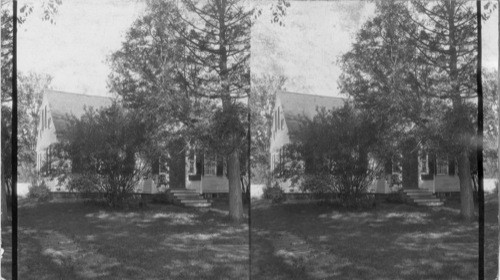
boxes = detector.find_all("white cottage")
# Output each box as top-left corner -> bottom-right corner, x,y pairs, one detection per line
35,90 -> 113,190
269,91 -> 460,194
35,90 -> 229,195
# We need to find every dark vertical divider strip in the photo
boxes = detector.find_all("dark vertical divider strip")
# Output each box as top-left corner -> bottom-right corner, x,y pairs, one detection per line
247,95 -> 252,279
12,0 -> 18,279
476,1 -> 484,279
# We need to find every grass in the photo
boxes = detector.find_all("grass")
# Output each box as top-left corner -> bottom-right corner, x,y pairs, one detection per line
2,194 -> 498,279
485,192 -> 499,279
8,198 -> 249,280
251,197 -> 482,280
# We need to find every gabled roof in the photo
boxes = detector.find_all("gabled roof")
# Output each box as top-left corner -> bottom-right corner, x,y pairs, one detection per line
277,91 -> 346,132
46,90 -> 113,133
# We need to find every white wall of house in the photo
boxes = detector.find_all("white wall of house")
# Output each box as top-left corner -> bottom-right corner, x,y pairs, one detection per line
35,95 -> 58,173
372,155 -> 461,194
35,95 -> 61,191
200,175 -> 229,193
185,152 -> 229,194
269,97 -> 291,173
186,179 -> 202,193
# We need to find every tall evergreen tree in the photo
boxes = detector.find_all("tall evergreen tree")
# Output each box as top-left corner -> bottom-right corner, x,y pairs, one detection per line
341,0 -> 481,220
110,0 -> 250,222
407,0 -> 478,221
173,0 -> 251,222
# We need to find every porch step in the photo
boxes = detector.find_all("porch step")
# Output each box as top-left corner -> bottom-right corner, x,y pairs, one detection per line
173,194 -> 204,199
404,193 -> 435,198
402,189 -> 443,207
402,189 -> 433,194
166,189 -> 211,208
169,189 -> 199,193
418,201 -> 444,207
180,199 -> 209,204
183,202 -> 212,208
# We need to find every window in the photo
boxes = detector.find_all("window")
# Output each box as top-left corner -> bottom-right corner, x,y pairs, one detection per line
271,154 -> 274,171
216,158 -> 224,176
187,151 -> 196,174
274,111 -> 278,131
436,157 -> 448,175
275,150 -> 280,172
272,154 -> 276,171
45,147 -> 51,175
44,107 -> 47,129
277,107 -> 280,130
419,154 -> 428,174
280,115 -> 284,130
48,117 -> 51,129
204,155 -> 217,176
391,156 -> 401,174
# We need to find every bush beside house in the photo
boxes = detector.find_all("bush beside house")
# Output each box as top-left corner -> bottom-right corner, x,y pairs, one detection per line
51,103 -> 147,207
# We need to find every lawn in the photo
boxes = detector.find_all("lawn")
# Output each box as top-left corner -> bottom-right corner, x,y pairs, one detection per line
9,198 -> 249,280
251,197 -> 482,280
485,192 -> 499,279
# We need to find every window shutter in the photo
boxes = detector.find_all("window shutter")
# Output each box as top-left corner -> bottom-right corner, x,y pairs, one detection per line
428,154 -> 436,175
152,157 -> 160,175
304,152 -> 314,174
448,159 -> 455,176
277,108 -> 280,130
384,159 -> 392,175
274,111 -> 278,131
44,148 -> 48,175
195,153 -> 204,176
48,146 -> 51,175
216,157 -> 223,176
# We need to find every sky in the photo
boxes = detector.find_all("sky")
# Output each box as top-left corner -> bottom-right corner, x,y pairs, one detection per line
251,1 -> 499,97
17,0 -> 499,98
18,0 -> 146,96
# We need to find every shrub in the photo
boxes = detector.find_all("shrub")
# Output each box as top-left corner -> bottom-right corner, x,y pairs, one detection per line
67,173 -> 101,194
263,182 -> 286,203
51,103 -> 146,208
67,173 -> 108,202
300,174 -> 335,198
122,196 -> 148,210
339,193 -> 376,209
300,173 -> 375,208
276,104 -> 378,208
27,181 -> 52,202
151,192 -> 172,204
385,190 -> 407,204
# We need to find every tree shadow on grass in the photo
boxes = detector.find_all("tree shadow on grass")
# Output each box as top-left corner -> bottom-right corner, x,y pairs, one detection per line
1,225 -> 12,280
18,201 -> 249,280
251,199 -> 478,280
485,193 -> 498,279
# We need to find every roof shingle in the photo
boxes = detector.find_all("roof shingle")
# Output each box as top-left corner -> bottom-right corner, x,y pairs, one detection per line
46,90 -> 113,133
277,91 -> 346,132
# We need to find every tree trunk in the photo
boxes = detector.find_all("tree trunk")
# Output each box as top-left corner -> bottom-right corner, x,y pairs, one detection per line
168,139 -> 186,189
227,149 -> 243,222
402,139 -> 419,189
457,150 -> 475,221
497,0 -> 500,276
1,175 -> 7,226
446,1 -> 474,222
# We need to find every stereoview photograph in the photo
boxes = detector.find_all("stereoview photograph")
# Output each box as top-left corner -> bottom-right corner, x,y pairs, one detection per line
250,1 -> 498,279
4,0 -> 250,279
